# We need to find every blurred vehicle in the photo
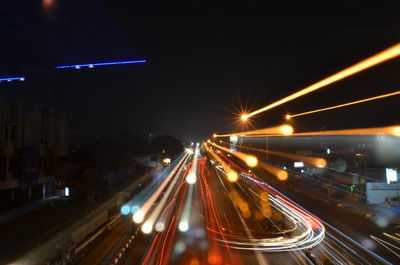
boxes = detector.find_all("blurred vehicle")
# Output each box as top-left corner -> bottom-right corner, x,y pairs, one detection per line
384,196 -> 400,208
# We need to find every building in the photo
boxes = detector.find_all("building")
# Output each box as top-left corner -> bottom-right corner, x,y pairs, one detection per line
0,95 -> 69,209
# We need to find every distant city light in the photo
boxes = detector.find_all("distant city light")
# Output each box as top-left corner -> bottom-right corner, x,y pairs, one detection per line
64,187 -> 70,197
0,77 -> 26,82
54,60 -> 146,69
163,158 -> 171,164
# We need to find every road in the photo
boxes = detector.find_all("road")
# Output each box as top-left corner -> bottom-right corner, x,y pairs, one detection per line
77,148 -> 396,265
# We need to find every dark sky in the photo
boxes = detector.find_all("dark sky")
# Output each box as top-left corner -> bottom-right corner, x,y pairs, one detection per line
1,1 -> 400,142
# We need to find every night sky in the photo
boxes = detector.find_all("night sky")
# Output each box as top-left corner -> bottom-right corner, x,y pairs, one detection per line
1,1 -> 400,142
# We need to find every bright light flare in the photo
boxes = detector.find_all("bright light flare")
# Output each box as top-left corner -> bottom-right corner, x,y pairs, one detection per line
280,124 -> 294,136
245,156 -> 258,167
186,173 -> 196,184
142,222 -> 153,234
179,221 -> 189,232
133,210 -> 145,224
393,126 -> 400,137
241,114 -> 248,121
244,42 -> 400,119
227,170 -> 239,182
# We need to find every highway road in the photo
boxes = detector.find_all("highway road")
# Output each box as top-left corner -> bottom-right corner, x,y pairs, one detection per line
76,146 -> 397,265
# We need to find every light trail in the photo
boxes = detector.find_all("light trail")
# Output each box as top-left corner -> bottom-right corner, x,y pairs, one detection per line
0,76 -> 25,82
141,156 -> 188,233
217,148 -> 288,181
206,145 -> 239,182
219,125 -> 400,139
179,144 -> 200,232
133,153 -> 189,223
233,144 -> 327,168
186,144 -> 200,184
289,125 -> 400,137
242,42 -> 400,119
206,150 -> 325,253
214,124 -> 294,138
213,164 -> 325,253
54,59 -> 146,69
208,142 -> 258,167
287,90 -> 400,119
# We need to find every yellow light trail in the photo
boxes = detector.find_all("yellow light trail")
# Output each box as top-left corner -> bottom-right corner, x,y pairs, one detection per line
206,145 -> 238,182
259,161 -> 289,181
287,90 -> 400,119
217,125 -> 400,139
214,124 -> 294,138
242,42 -> 400,119
290,125 -> 400,138
208,142 -> 258,168
232,143 -> 327,168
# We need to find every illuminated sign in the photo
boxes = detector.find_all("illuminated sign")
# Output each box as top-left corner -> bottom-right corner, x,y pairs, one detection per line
229,135 -> 238,142
294,161 -> 304,168
65,187 -> 70,197
386,168 -> 397,184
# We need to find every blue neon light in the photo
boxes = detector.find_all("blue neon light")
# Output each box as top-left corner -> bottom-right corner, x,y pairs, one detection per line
54,60 -> 146,69
0,77 -> 25,82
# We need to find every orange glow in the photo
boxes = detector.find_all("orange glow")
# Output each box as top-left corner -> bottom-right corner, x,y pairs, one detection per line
227,170 -> 239,182
245,156 -> 258,167
279,124 -> 294,136
208,142 -> 258,168
289,90 -> 400,119
214,124 -> 294,138
43,0 -> 53,8
236,144 -> 327,168
259,161 -> 289,181
218,125 -> 400,139
285,114 -> 291,120
290,125 -> 400,137
243,43 -> 400,119
190,258 -> 200,265
241,114 -> 248,121
207,253 -> 222,265
393,126 -> 400,136
206,145 -> 239,182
